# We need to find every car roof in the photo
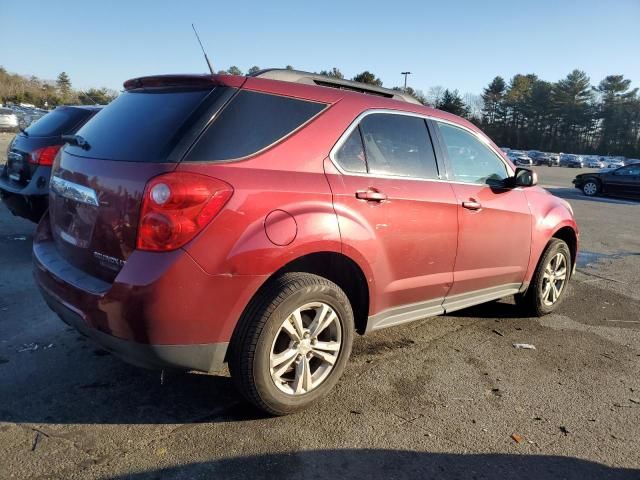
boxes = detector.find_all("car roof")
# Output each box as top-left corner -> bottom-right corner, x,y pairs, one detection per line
251,69 -> 422,105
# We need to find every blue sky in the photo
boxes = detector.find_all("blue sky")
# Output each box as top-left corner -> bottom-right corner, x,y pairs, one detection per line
1,0 -> 639,95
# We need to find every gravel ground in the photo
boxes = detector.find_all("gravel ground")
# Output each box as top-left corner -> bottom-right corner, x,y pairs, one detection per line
0,131 -> 638,479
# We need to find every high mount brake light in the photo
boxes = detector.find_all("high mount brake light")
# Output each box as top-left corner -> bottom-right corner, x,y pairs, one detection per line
137,172 -> 233,251
29,145 -> 62,166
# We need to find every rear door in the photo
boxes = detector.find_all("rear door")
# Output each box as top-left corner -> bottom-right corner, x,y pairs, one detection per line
325,112 -> 458,322
48,85 -> 235,282
431,120 -> 531,309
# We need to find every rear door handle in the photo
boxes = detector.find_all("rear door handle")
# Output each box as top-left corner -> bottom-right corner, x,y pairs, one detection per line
462,200 -> 482,210
356,189 -> 387,202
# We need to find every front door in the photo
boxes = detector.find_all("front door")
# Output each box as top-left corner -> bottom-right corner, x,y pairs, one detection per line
431,121 -> 532,311
604,165 -> 640,196
325,112 -> 458,326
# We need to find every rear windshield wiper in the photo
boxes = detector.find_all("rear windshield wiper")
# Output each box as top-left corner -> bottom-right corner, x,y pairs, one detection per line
62,134 -> 90,150
19,127 -> 28,136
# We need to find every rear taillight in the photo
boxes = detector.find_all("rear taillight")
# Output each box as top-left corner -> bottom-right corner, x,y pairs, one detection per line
137,172 -> 233,252
29,145 -> 62,166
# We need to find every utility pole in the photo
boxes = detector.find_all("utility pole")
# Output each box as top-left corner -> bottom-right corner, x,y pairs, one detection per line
401,71 -> 412,91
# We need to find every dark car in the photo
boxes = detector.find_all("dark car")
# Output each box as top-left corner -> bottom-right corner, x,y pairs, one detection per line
559,154 -> 584,168
528,151 -> 553,166
0,105 -> 101,222
33,70 -> 578,415
573,165 -> 640,198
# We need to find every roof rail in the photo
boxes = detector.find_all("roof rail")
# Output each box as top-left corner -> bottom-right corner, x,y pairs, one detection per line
250,69 -> 422,105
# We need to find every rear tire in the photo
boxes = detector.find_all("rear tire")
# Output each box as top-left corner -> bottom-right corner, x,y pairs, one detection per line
516,238 -> 571,317
228,272 -> 354,415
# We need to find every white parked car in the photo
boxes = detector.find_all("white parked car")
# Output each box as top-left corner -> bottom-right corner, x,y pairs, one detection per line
0,107 -> 19,131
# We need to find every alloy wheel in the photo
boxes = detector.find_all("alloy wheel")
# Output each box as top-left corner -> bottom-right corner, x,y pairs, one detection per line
541,252 -> 568,306
269,302 -> 342,395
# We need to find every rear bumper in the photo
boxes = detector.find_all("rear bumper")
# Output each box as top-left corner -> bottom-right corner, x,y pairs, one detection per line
40,285 -> 228,372
33,212 -> 268,372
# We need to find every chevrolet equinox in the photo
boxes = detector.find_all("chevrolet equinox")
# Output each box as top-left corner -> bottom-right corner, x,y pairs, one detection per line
34,69 -> 579,415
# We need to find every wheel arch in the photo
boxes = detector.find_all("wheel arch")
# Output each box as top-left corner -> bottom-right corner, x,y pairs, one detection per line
552,225 -> 578,271
229,251 -> 371,352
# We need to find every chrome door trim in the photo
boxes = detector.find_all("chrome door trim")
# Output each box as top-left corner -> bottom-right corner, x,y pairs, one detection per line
50,176 -> 99,207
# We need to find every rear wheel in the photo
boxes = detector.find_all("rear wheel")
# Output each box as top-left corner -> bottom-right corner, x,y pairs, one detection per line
228,272 -> 354,415
516,238 -> 571,316
582,180 -> 599,196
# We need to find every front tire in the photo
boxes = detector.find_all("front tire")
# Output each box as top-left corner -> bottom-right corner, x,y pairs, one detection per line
582,180 -> 599,196
516,238 -> 571,316
228,272 -> 354,415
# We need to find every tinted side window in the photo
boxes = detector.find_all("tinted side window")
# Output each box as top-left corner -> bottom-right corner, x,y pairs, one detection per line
189,91 -> 326,161
358,114 -> 438,179
437,122 -> 508,184
616,166 -> 640,176
334,127 -> 367,173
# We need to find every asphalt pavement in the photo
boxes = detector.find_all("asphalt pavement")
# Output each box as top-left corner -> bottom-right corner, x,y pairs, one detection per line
0,132 -> 638,479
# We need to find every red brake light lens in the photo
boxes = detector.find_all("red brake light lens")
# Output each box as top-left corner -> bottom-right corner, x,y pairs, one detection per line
29,145 -> 62,166
137,172 -> 233,251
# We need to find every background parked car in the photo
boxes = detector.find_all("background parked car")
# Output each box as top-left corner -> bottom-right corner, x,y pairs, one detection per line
507,150 -> 534,166
547,152 -> 560,166
585,156 -> 605,168
0,107 -> 19,132
573,164 -> 640,198
559,154 -> 584,168
527,150 -> 554,166
602,156 -> 625,168
0,105 -> 102,222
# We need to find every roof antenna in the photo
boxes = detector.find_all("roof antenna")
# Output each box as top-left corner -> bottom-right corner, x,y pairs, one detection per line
192,23 -> 214,75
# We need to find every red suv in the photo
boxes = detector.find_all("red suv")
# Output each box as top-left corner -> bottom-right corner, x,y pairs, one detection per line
34,70 -> 578,415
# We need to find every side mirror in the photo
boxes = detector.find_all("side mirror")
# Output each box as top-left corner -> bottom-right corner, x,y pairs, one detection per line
513,167 -> 538,187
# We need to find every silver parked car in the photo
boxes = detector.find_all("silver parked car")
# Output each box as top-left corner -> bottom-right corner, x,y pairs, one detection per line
0,108 -> 19,132
585,156 -> 605,168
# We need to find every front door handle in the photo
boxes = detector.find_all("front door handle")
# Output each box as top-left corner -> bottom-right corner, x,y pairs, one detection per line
462,200 -> 482,210
356,189 -> 387,202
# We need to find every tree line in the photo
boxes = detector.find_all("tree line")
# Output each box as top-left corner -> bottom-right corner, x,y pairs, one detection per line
2,64 -> 638,157
0,67 -> 118,107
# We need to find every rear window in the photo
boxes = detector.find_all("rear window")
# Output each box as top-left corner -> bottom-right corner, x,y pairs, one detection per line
24,108 -> 90,137
186,90 -> 327,161
67,89 -> 215,162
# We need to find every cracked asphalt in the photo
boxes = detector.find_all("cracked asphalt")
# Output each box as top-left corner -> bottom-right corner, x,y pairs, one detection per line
0,132 -> 638,479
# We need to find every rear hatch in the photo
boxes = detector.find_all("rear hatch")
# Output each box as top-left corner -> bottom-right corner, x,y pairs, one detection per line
3,107 -> 95,189
48,79 -> 238,282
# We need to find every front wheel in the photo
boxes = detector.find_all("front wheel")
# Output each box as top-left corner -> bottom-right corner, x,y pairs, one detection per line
516,238 -> 571,316
582,180 -> 599,196
228,272 -> 354,415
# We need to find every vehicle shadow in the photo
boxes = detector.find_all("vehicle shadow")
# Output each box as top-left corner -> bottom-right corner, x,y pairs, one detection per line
446,298 -> 524,319
545,187 -> 640,205
105,449 -> 637,480
0,338 -> 267,425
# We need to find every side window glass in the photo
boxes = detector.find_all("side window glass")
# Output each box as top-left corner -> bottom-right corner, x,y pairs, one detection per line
358,113 -> 439,179
334,127 -> 367,173
437,122 -> 508,185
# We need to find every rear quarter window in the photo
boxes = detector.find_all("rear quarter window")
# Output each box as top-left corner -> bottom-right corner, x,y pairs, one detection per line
186,90 -> 327,161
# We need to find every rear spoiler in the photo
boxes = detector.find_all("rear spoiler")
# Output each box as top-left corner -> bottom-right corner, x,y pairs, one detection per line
123,74 -> 246,91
